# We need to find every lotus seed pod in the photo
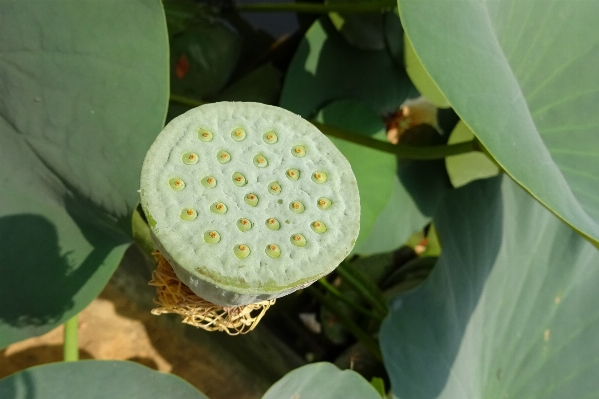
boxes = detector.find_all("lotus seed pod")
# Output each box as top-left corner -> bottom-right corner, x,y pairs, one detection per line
140,102 -> 360,306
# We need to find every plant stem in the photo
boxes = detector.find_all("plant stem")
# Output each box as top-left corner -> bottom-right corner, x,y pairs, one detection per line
318,278 -> 384,323
235,1 -> 396,13
63,314 -> 79,362
311,121 -> 478,160
337,263 -> 388,317
168,94 -> 478,160
307,286 -> 382,360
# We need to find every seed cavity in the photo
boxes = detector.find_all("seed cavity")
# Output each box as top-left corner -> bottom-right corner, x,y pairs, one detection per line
180,208 -> 197,221
266,218 -> 281,231
277,199 -> 283,204
292,145 -> 306,157
204,230 -> 221,244
253,154 -> 268,168
317,197 -> 332,210
234,244 -> 250,259
286,169 -> 300,181
201,176 -> 217,188
265,244 -> 281,258
263,131 -> 278,144
198,129 -> 213,142
231,128 -> 246,141
210,202 -> 228,214
289,201 -> 305,214
268,181 -> 282,195
217,150 -> 231,164
311,221 -> 327,234
312,171 -> 328,184
237,218 -> 253,232
169,178 -> 185,191
232,172 -> 247,187
245,193 -> 259,207
182,152 -> 199,165
290,234 -> 306,247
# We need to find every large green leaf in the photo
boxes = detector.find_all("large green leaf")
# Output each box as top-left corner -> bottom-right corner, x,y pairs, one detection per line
0,360 -> 208,398
380,175 -> 599,398
0,0 -> 168,347
399,0 -> 599,245
261,362 -> 381,399
280,17 -> 417,118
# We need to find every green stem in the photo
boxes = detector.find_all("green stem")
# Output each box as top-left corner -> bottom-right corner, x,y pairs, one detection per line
63,314 -> 79,362
168,95 -> 478,160
312,121 -> 478,160
235,1 -> 396,13
337,263 -> 388,317
307,286 -> 382,360
318,278 -> 384,323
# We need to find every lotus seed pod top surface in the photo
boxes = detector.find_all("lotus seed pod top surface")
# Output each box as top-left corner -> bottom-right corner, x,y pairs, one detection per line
140,102 -> 360,306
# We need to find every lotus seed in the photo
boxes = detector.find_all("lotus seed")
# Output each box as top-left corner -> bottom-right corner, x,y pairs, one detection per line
180,208 -> 197,221
263,131 -> 278,144
201,176 -> 217,188
312,171 -> 328,184
285,169 -> 300,181
237,218 -> 253,232
169,178 -> 185,191
311,221 -> 327,234
290,234 -> 306,247
265,244 -> 281,259
245,193 -> 259,207
317,197 -> 332,210
204,230 -> 221,244
210,202 -> 228,214
289,201 -> 305,214
198,129 -> 213,142
268,182 -> 282,195
182,152 -> 199,165
253,154 -> 268,168
231,128 -> 246,141
266,218 -> 280,231
232,172 -> 247,187
234,244 -> 250,259
217,150 -> 231,164
292,145 -> 306,157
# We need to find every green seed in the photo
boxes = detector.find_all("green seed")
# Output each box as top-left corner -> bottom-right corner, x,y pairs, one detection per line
231,128 -> 246,141
265,218 -> 280,231
289,201 -> 305,214
232,172 -> 247,187
286,169 -> 300,181
263,131 -> 278,144
217,150 -> 231,164
237,218 -> 252,232
253,154 -> 268,168
210,202 -> 227,214
265,244 -> 281,259
182,152 -> 199,165
198,129 -> 213,142
169,177 -> 185,191
292,145 -> 306,157
312,171 -> 328,184
311,221 -> 327,234
201,176 -> 217,188
245,193 -> 259,207
290,234 -> 306,247
180,208 -> 197,221
268,181 -> 282,195
317,197 -> 332,210
204,230 -> 221,244
234,244 -> 250,259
